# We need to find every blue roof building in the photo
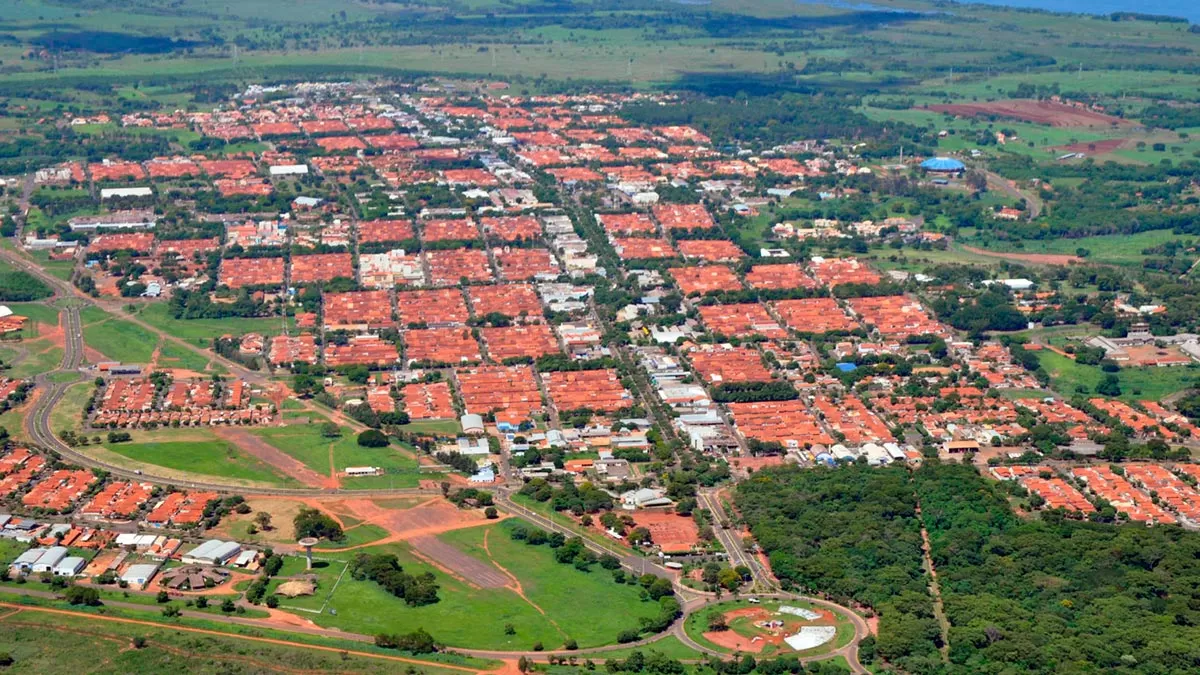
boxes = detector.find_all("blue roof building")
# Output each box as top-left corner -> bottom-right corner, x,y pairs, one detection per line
921,157 -> 965,173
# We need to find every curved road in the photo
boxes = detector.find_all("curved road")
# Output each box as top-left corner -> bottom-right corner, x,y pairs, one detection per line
1,245 -> 871,672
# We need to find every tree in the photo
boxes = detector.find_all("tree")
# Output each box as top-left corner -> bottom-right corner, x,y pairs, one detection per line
156,590 -> 170,603
357,429 -> 388,447
195,596 -> 208,609
1095,374 -> 1122,397
629,527 -> 653,545
132,637 -> 147,649
320,422 -> 342,438
504,623 -> 516,635
294,507 -> 344,541
484,506 -> 498,519
708,613 -> 729,631
221,599 -> 236,612
266,595 -> 279,608
717,568 -> 741,591
63,586 -> 100,606
254,511 -> 273,531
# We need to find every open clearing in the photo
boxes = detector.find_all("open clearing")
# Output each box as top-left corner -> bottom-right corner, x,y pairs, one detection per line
629,510 -> 701,554
1037,351 -> 1200,402
247,423 -> 421,490
0,598 -> 487,674
410,535 -> 510,588
95,436 -> 298,488
305,518 -> 659,650
959,245 -> 1081,266
927,100 -> 1132,128
215,427 -> 336,489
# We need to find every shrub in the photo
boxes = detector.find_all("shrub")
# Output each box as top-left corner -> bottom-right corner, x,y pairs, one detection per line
357,429 -> 389,447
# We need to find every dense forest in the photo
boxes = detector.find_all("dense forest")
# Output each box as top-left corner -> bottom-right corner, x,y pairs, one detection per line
738,462 -> 1200,673
0,270 -> 53,302
735,465 -> 943,671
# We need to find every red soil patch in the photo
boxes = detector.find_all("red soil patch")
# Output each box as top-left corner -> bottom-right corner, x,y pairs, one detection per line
927,100 -> 1131,128
1053,138 -> 1127,155
212,427 -> 336,489
703,608 -> 782,653
330,497 -> 495,547
960,245 -> 1081,266
630,510 -> 700,553
730,455 -> 786,472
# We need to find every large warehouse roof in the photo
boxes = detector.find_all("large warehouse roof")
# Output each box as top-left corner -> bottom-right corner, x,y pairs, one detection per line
921,157 -> 965,171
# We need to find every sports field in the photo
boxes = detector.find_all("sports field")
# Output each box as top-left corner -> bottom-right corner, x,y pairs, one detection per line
684,599 -> 856,657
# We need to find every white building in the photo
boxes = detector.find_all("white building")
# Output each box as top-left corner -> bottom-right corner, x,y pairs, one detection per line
182,539 -> 242,566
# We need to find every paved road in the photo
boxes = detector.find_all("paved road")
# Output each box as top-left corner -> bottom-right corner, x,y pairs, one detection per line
984,169 -> 1043,219
697,489 -> 775,593
0,245 -> 410,496
1,211 -> 871,671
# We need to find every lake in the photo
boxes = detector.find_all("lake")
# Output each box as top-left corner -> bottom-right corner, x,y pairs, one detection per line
961,0 -> 1198,23
797,0 -> 1198,23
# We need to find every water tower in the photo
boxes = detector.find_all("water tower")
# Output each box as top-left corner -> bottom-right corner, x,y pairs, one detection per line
298,537 -> 319,570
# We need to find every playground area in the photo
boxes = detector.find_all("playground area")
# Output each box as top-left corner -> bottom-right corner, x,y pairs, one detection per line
690,600 -> 852,656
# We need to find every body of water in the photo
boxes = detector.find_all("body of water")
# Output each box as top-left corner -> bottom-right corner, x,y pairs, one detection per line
797,0 -> 1197,23
962,0 -> 1198,24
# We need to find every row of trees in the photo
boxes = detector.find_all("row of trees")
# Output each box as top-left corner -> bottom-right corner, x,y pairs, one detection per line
349,553 -> 439,607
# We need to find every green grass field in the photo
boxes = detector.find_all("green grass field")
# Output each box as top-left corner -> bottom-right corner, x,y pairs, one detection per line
590,634 -> 707,661
394,419 -> 462,436
82,313 -> 158,364
314,523 -> 390,550
99,438 -> 299,487
960,229 -> 1190,267
266,555 -> 349,613
0,592 -> 487,675
249,424 -> 420,490
1037,351 -> 1200,401
2,302 -> 61,328
311,519 -> 660,650
157,339 -> 222,374
438,519 -> 662,647
134,303 -> 295,346
47,381 -> 92,435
